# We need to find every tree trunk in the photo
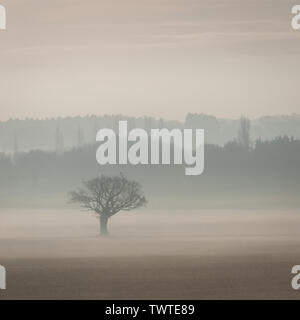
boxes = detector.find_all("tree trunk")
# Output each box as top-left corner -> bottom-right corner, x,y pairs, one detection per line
99,215 -> 109,236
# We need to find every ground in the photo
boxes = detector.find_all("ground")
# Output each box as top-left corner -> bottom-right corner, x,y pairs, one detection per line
0,208 -> 300,299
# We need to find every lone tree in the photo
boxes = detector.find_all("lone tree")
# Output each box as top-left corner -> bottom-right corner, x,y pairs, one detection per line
69,175 -> 147,236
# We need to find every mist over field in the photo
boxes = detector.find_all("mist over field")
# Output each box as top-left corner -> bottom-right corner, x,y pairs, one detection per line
1,208 -> 300,299
0,0 -> 300,301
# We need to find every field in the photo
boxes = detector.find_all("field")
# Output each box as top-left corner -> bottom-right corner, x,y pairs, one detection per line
0,209 -> 300,299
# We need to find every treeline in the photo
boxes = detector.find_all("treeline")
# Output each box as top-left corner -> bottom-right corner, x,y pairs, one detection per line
1,113 -> 300,153
0,136 -> 299,209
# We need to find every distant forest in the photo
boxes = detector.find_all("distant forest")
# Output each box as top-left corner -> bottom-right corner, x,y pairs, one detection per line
0,115 -> 299,209
1,113 -> 300,153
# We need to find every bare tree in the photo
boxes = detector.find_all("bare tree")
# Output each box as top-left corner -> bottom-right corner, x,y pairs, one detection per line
237,116 -> 251,149
69,175 -> 147,236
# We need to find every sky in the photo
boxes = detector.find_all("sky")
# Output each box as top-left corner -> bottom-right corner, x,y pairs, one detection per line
0,0 -> 300,121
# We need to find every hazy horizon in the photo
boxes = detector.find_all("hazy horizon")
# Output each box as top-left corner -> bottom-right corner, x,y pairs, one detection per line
1,112 -> 300,123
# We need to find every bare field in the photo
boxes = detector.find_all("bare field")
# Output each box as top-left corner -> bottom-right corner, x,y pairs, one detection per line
0,209 -> 300,299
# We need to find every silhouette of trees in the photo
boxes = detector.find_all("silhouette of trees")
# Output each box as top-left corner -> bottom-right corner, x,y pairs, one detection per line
13,131 -> 19,155
70,175 -> 147,236
0,135 -> 299,208
237,117 -> 251,149
55,124 -> 64,154
1,114 -> 300,153
77,126 -> 85,147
